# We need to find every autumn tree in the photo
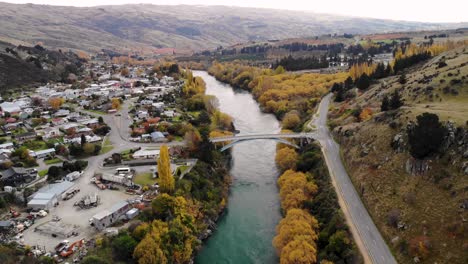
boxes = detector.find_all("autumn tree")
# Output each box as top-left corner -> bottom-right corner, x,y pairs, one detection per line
358,108 -> 373,122
48,97 -> 64,110
277,170 -> 318,211
273,209 -> 319,263
184,130 -> 201,152
281,110 -> 301,130
158,145 -> 174,193
275,147 -> 298,171
120,67 -> 130,77
111,98 -> 121,109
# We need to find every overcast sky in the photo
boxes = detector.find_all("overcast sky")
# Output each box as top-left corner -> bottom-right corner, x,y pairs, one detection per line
2,0 -> 467,23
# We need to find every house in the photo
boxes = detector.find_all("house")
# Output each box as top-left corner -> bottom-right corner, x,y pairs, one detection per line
140,99 -> 153,105
66,112 -> 81,122
0,142 -> 14,150
0,167 -> 37,187
52,118 -> 66,126
61,123 -> 79,133
152,102 -> 164,110
15,132 -> 37,142
137,110 -> 148,119
32,148 -> 56,159
133,149 -> 161,159
81,118 -> 99,127
91,201 -> 132,230
163,110 -> 175,118
54,109 -> 70,117
40,127 -> 62,139
150,131 -> 167,143
0,102 -> 21,115
3,123 -> 20,131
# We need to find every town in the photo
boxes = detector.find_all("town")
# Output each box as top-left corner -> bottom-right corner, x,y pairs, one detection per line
0,61 -> 198,262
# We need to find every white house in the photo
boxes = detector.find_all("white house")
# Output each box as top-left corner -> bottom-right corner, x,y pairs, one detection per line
133,149 -> 161,159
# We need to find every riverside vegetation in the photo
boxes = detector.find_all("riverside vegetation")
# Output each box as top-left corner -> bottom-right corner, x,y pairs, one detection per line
81,67 -> 235,264
208,64 -> 361,263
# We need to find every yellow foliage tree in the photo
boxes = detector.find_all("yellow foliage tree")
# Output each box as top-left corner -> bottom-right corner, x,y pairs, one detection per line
275,147 -> 298,171
209,130 -> 233,147
111,98 -> 121,109
158,145 -> 174,193
280,237 -> 318,264
184,130 -> 201,152
278,170 -> 318,211
282,110 -> 301,130
48,97 -> 64,110
133,220 -> 168,264
359,107 -> 373,122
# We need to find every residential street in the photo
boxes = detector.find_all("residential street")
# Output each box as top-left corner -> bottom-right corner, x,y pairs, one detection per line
314,94 -> 397,264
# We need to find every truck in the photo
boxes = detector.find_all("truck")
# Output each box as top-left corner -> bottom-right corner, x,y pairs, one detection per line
91,176 -> 107,190
60,239 -> 84,258
62,187 -> 80,200
65,171 -> 83,182
101,173 -> 133,187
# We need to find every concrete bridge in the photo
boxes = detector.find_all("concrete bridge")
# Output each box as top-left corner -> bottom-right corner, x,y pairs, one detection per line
209,132 -> 318,151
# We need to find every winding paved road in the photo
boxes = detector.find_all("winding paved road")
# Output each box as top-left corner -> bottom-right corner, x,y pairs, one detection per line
313,94 -> 397,264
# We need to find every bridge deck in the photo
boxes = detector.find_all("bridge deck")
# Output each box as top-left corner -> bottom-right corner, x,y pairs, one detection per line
209,132 -> 318,143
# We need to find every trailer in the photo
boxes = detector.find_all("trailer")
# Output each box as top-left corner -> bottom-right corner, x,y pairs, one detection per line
100,173 -> 134,187
65,171 -> 83,182
62,187 -> 80,200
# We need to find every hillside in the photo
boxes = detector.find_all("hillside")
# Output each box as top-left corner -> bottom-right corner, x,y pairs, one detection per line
0,2 -> 466,54
328,47 -> 468,263
0,41 -> 85,90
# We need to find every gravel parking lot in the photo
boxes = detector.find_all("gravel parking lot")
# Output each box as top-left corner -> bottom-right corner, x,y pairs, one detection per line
22,167 -> 135,251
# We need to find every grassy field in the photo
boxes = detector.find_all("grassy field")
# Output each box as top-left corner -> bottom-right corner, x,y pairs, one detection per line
133,172 -> 156,186
99,137 -> 114,155
85,109 -> 107,115
44,158 -> 62,165
38,169 -> 48,177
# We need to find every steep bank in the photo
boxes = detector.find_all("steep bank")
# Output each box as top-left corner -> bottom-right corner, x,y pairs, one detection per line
328,47 -> 468,263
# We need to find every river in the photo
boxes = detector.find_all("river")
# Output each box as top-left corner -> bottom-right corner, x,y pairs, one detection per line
193,71 -> 282,264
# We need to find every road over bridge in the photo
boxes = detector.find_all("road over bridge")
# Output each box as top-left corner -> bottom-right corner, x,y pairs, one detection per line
209,132 -> 318,151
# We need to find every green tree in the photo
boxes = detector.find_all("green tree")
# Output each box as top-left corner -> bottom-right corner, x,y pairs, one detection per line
389,90 -> 403,109
356,73 -> 370,90
408,113 -> 446,159
158,145 -> 174,193
82,255 -> 109,264
381,95 -> 390,111
111,232 -> 138,261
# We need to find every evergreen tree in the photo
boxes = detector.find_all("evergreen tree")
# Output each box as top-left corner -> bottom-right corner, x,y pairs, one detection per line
408,113 -> 446,159
81,134 -> 87,146
158,145 -> 174,193
398,74 -> 407,84
390,90 -> 403,109
344,76 -> 354,90
381,96 -> 390,111
356,73 -> 370,90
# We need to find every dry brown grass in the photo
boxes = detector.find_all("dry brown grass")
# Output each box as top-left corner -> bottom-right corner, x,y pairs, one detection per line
330,47 -> 468,263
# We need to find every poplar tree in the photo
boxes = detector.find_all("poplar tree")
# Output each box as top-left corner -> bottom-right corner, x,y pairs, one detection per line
158,145 -> 174,193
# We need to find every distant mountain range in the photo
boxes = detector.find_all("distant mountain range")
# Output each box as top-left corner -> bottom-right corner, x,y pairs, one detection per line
0,2 -> 466,53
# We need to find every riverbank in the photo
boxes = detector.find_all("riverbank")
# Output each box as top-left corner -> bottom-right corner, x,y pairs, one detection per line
205,66 -> 363,263
194,71 -> 282,263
